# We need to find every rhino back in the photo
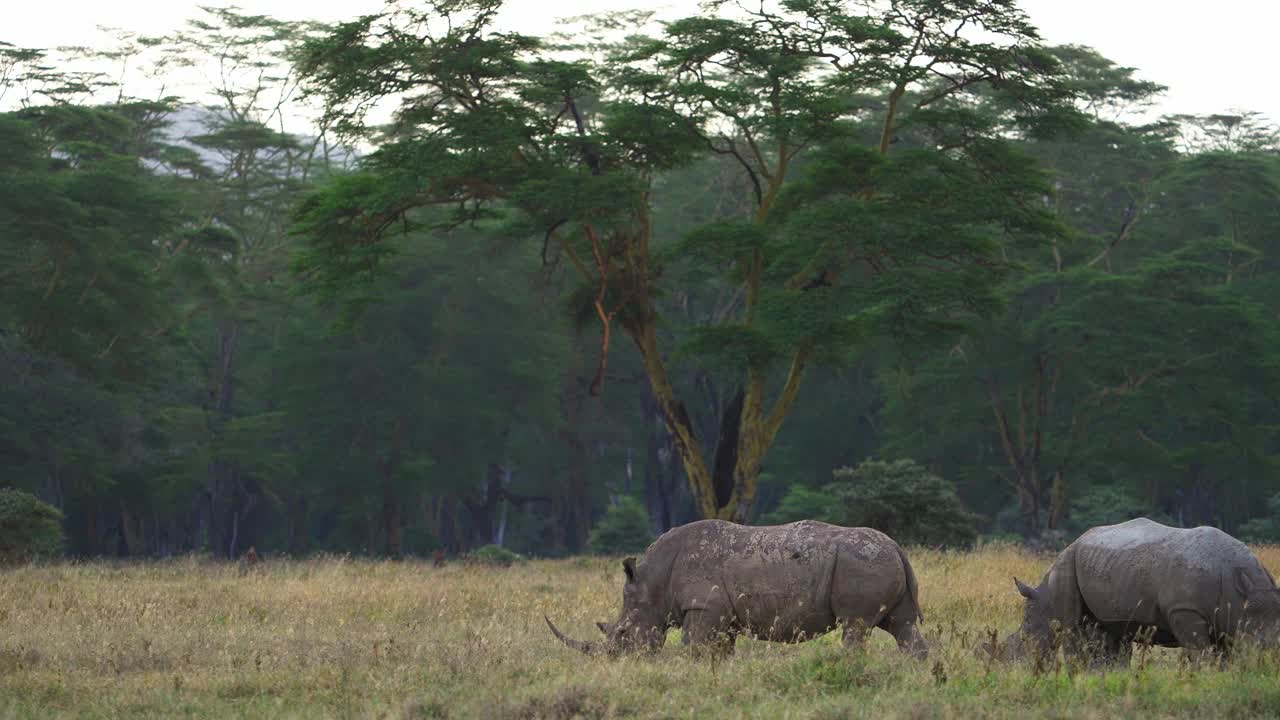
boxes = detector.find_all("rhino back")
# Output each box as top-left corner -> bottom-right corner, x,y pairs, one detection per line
1072,518 -> 1262,628
664,520 -> 907,631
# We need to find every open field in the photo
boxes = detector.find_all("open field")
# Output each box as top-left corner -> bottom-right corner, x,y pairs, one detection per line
3,545 -> 1280,719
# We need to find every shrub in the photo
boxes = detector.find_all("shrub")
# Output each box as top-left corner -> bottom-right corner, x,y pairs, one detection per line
1066,485 -> 1171,537
1239,494 -> 1280,543
465,544 -> 524,567
588,497 -> 652,555
827,459 -> 979,547
760,485 -> 838,526
761,459 -> 978,547
0,488 -> 64,564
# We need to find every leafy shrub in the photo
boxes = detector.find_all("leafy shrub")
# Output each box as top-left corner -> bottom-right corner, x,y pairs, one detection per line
761,459 -> 978,547
1066,485 -> 1171,536
828,460 -> 979,546
1239,494 -> 1280,543
760,485 -> 837,526
588,497 -> 652,555
465,544 -> 524,567
0,488 -> 64,564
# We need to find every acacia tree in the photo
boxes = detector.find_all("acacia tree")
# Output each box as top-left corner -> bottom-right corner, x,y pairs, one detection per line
294,0 -> 1076,522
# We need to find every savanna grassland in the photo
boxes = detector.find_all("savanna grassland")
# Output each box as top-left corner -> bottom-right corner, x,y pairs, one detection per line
3,545 -> 1280,719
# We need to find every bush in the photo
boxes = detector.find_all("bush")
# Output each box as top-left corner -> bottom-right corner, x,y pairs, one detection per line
760,485 -> 838,526
1066,485 -> 1171,537
1239,493 -> 1280,543
761,459 -> 978,547
0,488 -> 64,564
828,460 -> 979,547
588,497 -> 652,555
465,544 -> 524,567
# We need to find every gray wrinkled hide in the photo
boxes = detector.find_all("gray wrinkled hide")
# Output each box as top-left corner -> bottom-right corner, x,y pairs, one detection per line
550,519 -> 927,658
1003,518 -> 1280,664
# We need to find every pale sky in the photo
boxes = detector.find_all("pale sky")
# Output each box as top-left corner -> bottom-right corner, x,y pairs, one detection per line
6,0 -> 1278,122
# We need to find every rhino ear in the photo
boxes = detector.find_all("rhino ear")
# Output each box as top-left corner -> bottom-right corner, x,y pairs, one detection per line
596,622 -> 611,635
1236,568 -> 1258,597
1014,577 -> 1038,601
622,557 -> 637,583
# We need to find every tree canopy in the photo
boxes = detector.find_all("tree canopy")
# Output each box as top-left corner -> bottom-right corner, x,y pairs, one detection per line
2,2 -> 1280,558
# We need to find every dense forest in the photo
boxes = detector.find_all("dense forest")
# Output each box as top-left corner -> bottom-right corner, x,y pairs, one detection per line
3,0 -> 1279,560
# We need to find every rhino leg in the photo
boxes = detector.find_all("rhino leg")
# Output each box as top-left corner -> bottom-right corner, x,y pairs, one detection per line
681,609 -> 736,656
1100,629 -> 1132,667
1167,609 -> 1217,667
882,616 -> 928,660
876,583 -> 929,659
840,619 -> 871,651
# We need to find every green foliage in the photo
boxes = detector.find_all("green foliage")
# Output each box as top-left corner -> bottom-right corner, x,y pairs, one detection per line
1239,494 -> 1280,543
0,488 -> 64,564
465,544 -> 524,567
4,3 -> 1280,562
1065,486 -> 1169,537
587,497 -> 653,555
760,486 -> 838,527
763,460 -> 978,547
827,460 -> 980,547
291,0 -> 1079,524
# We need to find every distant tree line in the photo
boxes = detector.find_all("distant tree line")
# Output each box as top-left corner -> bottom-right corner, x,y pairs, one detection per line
2,2 -> 1279,559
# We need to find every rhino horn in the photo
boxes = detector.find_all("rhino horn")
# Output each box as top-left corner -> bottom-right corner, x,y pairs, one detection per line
1014,577 -> 1038,600
545,615 -> 596,655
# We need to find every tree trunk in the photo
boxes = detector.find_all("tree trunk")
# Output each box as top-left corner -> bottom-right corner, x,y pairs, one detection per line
382,483 -> 403,558
376,416 -> 407,558
207,318 -> 241,558
465,464 -> 501,550
560,362 -> 593,550
1016,477 -> 1042,540
227,509 -> 240,559
494,463 -> 512,546
625,319 -> 811,523
640,381 -> 675,534
120,502 -> 146,557
1048,471 -> 1068,531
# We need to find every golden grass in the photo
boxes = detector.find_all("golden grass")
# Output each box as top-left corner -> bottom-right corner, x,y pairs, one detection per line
2,544 -> 1280,719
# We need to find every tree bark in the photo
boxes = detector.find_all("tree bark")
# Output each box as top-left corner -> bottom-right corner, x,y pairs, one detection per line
207,317 -> 241,558
382,484 -> 403,558
376,416 -> 407,558
120,502 -> 146,557
640,380 -> 675,534
559,361 -> 594,550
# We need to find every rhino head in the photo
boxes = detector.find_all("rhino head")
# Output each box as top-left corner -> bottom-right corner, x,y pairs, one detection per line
1235,569 -> 1280,646
995,576 -> 1050,662
545,556 -> 670,656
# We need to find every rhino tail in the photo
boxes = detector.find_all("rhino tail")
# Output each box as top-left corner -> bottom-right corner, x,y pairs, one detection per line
896,544 -> 924,623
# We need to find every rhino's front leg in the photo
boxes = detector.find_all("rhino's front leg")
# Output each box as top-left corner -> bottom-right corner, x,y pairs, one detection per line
1099,629 -> 1132,667
681,609 -> 736,657
884,617 -> 929,660
840,620 -> 871,652
1167,609 -> 1218,667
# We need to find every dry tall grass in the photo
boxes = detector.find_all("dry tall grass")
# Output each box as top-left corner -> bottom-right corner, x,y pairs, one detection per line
3,543 -> 1280,719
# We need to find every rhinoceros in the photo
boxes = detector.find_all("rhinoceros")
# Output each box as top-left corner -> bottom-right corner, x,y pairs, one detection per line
999,518 -> 1280,664
545,519 -> 928,658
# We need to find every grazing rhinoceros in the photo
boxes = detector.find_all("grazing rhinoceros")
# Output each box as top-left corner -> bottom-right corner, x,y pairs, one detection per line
545,519 -> 928,658
998,518 -> 1280,664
